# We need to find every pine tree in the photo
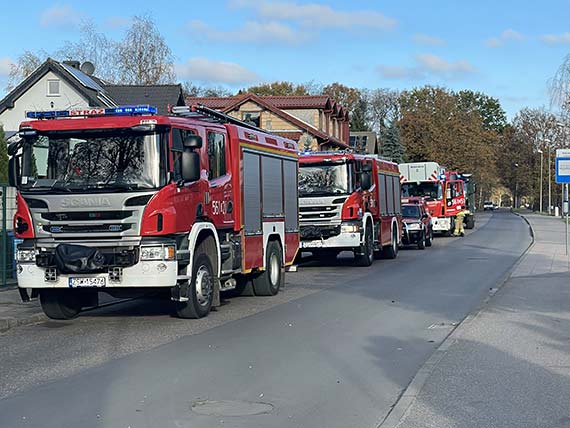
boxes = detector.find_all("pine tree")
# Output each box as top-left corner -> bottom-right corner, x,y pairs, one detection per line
380,121 -> 404,163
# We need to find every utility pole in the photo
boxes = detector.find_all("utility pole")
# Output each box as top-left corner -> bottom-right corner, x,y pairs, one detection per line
538,148 -> 544,212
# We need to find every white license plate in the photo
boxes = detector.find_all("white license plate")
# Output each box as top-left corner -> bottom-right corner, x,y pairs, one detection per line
68,277 -> 106,288
301,241 -> 323,249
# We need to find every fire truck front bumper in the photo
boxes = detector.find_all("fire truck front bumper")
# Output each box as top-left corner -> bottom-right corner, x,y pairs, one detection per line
16,260 -> 178,289
431,216 -> 452,232
300,223 -> 362,250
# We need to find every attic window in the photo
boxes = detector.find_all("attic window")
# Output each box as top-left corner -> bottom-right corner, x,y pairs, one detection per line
47,80 -> 60,97
242,111 -> 260,127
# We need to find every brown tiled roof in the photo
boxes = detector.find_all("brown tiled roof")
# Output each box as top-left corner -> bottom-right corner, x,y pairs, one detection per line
185,94 -> 347,118
105,84 -> 184,115
186,93 -> 349,149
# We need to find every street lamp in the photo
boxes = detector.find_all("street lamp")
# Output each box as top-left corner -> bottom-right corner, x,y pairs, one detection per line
537,148 -> 544,212
514,163 -> 519,209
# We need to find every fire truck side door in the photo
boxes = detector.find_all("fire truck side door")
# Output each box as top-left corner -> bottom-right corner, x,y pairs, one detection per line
206,130 -> 233,227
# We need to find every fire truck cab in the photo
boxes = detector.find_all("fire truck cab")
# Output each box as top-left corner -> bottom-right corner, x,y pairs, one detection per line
298,152 -> 402,266
8,105 -> 299,320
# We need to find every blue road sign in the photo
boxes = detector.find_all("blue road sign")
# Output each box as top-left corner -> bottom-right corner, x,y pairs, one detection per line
556,149 -> 570,184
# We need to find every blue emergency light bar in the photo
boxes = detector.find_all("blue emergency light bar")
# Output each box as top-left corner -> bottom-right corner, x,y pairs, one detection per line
26,105 -> 157,119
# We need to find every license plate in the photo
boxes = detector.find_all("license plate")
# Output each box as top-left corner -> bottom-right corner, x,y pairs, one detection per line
68,277 -> 106,288
301,241 -> 323,249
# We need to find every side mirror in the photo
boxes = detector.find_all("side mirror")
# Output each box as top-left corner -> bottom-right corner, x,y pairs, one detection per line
422,213 -> 429,219
8,157 -> 20,187
181,151 -> 200,182
361,171 -> 372,191
7,141 -> 21,156
183,135 -> 203,149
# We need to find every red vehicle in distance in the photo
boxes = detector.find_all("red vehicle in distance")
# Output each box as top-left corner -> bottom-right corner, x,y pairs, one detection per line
401,197 -> 433,250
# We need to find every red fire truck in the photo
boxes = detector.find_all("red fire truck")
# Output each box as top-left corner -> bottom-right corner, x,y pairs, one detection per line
8,105 -> 299,320
298,152 -> 402,266
400,162 -> 474,234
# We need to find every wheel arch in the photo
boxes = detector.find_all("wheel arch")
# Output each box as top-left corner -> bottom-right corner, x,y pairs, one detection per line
188,222 -> 221,278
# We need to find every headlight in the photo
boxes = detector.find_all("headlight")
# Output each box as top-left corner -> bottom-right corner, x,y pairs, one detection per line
406,223 -> 422,230
141,245 -> 175,261
17,249 -> 37,263
341,224 -> 360,233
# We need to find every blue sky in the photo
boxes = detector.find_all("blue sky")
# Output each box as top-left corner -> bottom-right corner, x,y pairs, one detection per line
1,0 -> 570,118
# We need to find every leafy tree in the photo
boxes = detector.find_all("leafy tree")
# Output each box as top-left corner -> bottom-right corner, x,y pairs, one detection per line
183,82 -> 233,98
457,90 -> 507,133
117,15 -> 175,85
323,83 -> 370,131
381,121 -> 404,163
0,126 -> 7,183
246,81 -> 309,96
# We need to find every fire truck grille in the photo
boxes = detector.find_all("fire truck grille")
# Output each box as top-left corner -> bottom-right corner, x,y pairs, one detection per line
299,197 -> 346,226
43,224 -> 133,234
41,211 -> 133,221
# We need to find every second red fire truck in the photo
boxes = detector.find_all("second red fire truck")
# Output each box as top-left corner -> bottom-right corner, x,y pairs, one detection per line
9,105 -> 299,320
298,152 -> 402,266
399,162 -> 475,234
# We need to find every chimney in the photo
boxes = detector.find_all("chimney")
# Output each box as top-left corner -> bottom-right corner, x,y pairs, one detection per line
62,60 -> 80,69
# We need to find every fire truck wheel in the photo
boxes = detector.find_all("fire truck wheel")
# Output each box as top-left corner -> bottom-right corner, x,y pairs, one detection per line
417,231 -> 426,250
355,222 -> 374,267
253,241 -> 283,296
425,229 -> 433,247
176,252 -> 214,319
383,226 -> 399,259
39,290 -> 82,320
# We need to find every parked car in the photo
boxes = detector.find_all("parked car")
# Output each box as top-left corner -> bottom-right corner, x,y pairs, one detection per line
401,198 -> 433,250
483,201 -> 494,211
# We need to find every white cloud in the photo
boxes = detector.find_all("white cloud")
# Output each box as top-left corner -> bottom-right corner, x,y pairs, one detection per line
189,19 -> 309,44
540,32 -> 570,45
106,16 -> 131,29
40,4 -> 83,29
485,29 -> 525,48
0,58 -> 13,77
377,54 -> 476,80
229,0 -> 396,30
416,54 -> 476,74
412,33 -> 445,46
176,58 -> 260,84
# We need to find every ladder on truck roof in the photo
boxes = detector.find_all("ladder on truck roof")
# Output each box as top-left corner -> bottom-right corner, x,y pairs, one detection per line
171,104 -> 275,135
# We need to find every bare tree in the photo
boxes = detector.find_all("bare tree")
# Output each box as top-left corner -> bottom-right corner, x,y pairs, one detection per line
550,54 -> 570,116
55,20 -> 120,83
7,50 -> 47,91
367,89 -> 400,133
117,15 -> 175,85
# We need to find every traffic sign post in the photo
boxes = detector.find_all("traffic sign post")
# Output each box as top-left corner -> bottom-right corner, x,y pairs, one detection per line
555,149 -> 570,255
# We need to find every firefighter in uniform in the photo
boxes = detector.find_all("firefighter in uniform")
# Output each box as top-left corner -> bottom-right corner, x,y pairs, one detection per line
453,205 -> 467,237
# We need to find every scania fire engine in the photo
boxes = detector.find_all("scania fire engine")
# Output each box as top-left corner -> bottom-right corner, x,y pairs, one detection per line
399,162 -> 475,234
298,152 -> 402,266
8,105 -> 299,320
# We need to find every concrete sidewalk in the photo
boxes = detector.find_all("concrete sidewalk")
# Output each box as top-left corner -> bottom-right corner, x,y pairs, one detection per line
394,212 -> 570,428
0,287 -> 45,332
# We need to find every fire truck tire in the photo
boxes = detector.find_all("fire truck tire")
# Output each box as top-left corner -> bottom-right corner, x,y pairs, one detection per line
252,240 -> 283,296
39,290 -> 82,320
383,226 -> 399,259
175,250 -> 214,319
355,222 -> 374,267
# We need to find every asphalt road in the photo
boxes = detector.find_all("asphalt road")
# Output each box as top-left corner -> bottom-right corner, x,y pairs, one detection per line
0,210 -> 531,428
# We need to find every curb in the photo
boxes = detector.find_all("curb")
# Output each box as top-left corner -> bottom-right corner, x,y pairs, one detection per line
378,211 -> 536,428
0,311 -> 47,333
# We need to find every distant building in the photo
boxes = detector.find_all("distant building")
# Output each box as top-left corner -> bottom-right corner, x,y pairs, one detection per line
0,58 -> 184,140
349,131 -> 378,154
186,93 -> 350,151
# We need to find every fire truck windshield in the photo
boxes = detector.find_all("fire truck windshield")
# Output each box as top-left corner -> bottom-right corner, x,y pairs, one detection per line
19,129 -> 166,193
401,182 -> 442,200
298,163 -> 349,196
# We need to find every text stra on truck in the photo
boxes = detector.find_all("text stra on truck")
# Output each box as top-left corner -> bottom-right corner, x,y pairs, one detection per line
298,152 -> 403,266
8,105 -> 300,320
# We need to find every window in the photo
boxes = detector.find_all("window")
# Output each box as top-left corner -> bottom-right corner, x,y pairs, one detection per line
47,80 -> 60,96
171,128 -> 196,181
207,132 -> 227,179
242,112 -> 260,127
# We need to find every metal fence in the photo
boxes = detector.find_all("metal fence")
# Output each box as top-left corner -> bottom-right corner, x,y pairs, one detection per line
1,184 -> 17,287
